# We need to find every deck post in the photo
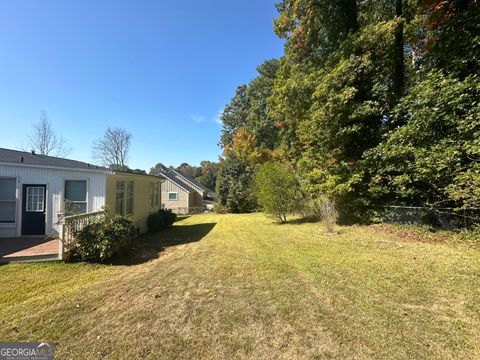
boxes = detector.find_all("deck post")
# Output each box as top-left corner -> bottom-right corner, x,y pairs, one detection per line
59,224 -> 65,261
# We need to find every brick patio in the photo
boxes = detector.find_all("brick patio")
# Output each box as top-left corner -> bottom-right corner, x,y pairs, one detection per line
0,236 -> 59,261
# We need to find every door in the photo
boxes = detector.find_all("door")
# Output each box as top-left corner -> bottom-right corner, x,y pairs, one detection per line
21,185 -> 46,236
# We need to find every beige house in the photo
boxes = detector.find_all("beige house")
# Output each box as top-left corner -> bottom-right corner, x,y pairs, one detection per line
158,169 -> 213,214
106,172 -> 163,234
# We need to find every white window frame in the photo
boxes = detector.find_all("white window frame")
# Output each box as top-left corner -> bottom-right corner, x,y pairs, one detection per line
0,177 -> 17,224
168,192 -> 178,201
64,179 -> 88,215
26,186 -> 45,212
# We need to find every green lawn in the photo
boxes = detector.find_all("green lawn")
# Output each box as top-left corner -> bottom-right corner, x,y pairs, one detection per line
1,213 -> 479,359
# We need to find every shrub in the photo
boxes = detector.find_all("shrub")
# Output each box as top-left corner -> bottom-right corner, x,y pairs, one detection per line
255,162 -> 302,223
318,197 -> 338,234
216,157 -> 257,213
213,202 -> 227,214
147,212 -> 165,233
161,209 -> 177,227
147,209 -> 177,233
74,217 -> 137,262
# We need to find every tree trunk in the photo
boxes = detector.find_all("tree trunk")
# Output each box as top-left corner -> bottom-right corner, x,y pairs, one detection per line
393,0 -> 405,101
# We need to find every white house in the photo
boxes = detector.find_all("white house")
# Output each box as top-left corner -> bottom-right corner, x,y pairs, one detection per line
0,148 -> 110,238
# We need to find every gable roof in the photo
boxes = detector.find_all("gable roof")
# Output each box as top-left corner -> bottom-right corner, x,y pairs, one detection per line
158,170 -> 194,193
171,169 -> 211,193
0,148 -> 110,173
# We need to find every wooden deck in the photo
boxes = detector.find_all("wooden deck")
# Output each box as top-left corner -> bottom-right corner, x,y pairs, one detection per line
0,236 -> 60,262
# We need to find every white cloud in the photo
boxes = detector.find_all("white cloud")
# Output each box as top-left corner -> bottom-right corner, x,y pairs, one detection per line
191,114 -> 205,123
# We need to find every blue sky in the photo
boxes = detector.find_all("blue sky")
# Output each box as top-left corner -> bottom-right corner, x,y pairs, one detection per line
0,1 -> 284,170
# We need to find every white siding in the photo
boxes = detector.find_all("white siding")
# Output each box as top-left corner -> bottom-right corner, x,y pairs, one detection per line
0,164 -> 107,237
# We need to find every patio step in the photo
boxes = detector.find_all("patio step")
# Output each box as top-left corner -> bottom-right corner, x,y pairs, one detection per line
0,254 -> 60,263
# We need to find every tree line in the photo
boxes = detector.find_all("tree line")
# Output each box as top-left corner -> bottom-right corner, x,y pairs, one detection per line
216,0 -> 479,222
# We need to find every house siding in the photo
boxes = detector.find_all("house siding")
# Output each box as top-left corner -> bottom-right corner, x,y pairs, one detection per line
161,179 -> 190,214
169,171 -> 207,209
105,173 -> 162,234
0,164 -> 107,237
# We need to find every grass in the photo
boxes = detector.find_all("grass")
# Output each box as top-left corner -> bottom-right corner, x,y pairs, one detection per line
1,213 -> 479,359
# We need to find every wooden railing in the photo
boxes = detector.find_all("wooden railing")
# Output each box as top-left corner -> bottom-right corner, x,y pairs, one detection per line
60,211 -> 105,259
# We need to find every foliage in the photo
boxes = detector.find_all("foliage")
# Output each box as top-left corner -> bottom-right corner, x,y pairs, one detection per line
297,20 -> 402,198
147,209 -> 177,233
413,0 -> 480,78
217,59 -> 281,212
363,71 -> 480,208
195,161 -> 220,191
149,162 -> 167,175
274,0 -> 359,63
255,162 -> 302,223
220,59 -> 280,152
74,217 -> 137,263
176,163 -> 202,179
217,0 -> 479,225
213,202 -> 227,214
220,85 -> 250,148
216,157 -> 256,213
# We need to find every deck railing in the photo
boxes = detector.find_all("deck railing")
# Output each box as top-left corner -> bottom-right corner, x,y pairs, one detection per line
59,211 -> 105,259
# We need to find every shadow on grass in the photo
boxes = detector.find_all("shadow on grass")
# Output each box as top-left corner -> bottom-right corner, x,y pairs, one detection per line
288,216 -> 321,225
174,216 -> 190,223
112,222 -> 216,265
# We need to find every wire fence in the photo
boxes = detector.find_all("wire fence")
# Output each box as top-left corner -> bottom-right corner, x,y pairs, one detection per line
368,206 -> 480,232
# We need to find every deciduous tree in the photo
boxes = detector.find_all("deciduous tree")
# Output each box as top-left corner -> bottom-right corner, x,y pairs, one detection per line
26,111 -> 71,157
92,127 -> 131,169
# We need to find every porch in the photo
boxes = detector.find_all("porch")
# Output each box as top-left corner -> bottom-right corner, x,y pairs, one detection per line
0,236 -> 60,262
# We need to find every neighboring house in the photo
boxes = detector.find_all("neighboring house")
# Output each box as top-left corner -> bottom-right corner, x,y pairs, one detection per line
0,148 -> 162,238
158,169 -> 216,214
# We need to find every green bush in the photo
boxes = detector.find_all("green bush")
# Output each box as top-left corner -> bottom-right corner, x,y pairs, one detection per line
74,217 -> 137,263
213,202 -> 227,214
160,209 -> 177,227
147,212 -> 165,233
147,209 -> 177,233
255,162 -> 302,223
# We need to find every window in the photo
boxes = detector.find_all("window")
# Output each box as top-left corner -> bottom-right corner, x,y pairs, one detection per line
115,181 -> 125,216
65,180 -> 87,214
155,182 -> 160,206
126,181 -> 134,215
168,192 -> 178,201
0,178 -> 16,223
26,187 -> 45,212
116,180 -> 134,216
